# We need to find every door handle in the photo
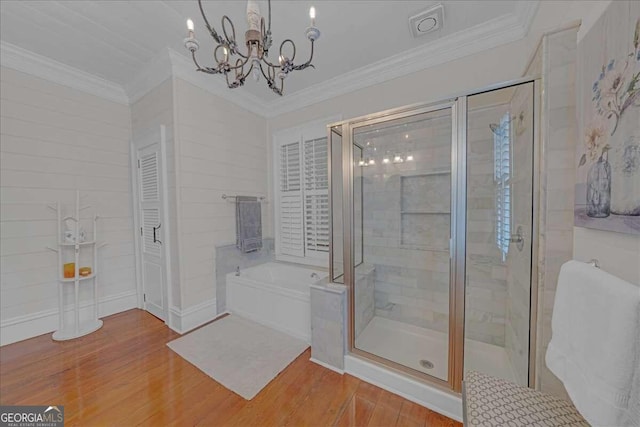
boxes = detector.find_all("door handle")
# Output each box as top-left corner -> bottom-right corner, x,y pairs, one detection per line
153,223 -> 162,245
510,225 -> 524,251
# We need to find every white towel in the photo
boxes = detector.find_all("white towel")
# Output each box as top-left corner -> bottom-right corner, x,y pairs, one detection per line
546,260 -> 640,427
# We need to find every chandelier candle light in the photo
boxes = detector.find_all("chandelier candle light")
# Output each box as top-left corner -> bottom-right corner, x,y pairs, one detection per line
184,0 -> 320,96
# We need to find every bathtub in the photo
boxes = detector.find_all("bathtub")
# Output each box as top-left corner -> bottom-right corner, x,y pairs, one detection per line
226,262 -> 328,342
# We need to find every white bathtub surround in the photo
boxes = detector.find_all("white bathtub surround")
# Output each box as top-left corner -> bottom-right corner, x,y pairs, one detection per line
167,315 -> 308,400
546,261 -> 640,427
226,262 -> 328,343
356,316 -> 517,383
215,238 -> 275,314
310,282 -> 347,373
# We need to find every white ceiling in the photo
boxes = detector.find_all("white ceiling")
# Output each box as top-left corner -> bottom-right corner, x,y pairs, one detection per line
0,0 -> 538,105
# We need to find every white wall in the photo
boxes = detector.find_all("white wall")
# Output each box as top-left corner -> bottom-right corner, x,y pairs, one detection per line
573,228 -> 640,285
173,78 -> 268,310
0,66 -> 136,345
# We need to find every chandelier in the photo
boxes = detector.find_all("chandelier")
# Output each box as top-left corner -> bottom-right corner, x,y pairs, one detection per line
183,0 -> 320,96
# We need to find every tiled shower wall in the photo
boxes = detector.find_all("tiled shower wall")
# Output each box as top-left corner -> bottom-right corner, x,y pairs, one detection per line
532,26 -> 579,398
360,113 -> 452,335
465,104 -> 510,346
354,264 -> 375,337
359,109 -> 509,346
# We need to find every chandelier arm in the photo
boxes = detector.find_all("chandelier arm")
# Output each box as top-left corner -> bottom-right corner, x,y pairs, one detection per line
279,39 -> 297,62
191,51 -> 220,74
234,50 -> 249,60
258,63 -> 283,96
258,62 -> 271,81
225,72 -> 246,89
244,61 -> 254,77
292,40 -> 315,71
261,56 -> 282,69
197,0 -> 224,44
221,16 -> 238,51
225,55 -> 252,71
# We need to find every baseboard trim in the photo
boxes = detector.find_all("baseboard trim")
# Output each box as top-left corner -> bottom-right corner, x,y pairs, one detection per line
0,290 -> 138,346
310,357 -> 344,375
344,354 -> 463,422
168,298 -> 217,334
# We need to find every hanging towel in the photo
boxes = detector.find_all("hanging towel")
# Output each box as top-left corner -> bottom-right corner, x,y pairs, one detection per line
546,260 -> 640,427
235,196 -> 262,253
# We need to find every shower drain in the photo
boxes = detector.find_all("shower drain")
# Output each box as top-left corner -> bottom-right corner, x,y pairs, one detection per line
419,359 -> 434,369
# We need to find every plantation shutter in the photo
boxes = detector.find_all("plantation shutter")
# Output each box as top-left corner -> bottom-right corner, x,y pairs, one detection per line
278,140 -> 304,257
303,137 -> 329,255
494,113 -> 511,261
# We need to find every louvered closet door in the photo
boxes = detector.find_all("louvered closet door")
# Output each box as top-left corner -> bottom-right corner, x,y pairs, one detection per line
303,137 -> 329,256
278,140 -> 304,257
137,141 -> 165,321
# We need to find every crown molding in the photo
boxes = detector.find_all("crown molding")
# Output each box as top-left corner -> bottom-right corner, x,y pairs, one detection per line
1,1 -> 539,117
514,0 -> 540,37
263,4 -> 539,118
0,41 -> 129,105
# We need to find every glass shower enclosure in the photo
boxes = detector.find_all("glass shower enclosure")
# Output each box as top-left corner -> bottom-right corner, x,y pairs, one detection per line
328,80 -> 538,392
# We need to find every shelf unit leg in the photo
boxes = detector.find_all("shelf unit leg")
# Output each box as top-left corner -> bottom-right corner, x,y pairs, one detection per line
56,202 -> 63,333
74,190 -> 80,336
93,214 -> 98,321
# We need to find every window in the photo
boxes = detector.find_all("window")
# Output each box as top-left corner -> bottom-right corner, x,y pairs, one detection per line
494,113 -> 511,261
274,119 -> 334,266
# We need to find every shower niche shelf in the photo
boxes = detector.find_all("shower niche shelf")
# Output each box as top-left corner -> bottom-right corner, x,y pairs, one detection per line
399,173 -> 451,251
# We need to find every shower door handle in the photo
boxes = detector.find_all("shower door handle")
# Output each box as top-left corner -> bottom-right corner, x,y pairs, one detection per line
510,226 -> 524,251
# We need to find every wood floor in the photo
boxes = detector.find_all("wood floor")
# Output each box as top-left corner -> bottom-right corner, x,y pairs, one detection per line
0,309 -> 462,426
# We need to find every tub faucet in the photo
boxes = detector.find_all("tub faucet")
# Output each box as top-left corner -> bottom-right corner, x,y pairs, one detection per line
235,266 -> 240,276
310,272 -> 319,279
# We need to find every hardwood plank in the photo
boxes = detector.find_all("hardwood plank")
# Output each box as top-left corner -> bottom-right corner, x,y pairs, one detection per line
398,400 -> 429,426
0,309 -> 461,427
334,394 -> 377,427
367,402 -> 401,427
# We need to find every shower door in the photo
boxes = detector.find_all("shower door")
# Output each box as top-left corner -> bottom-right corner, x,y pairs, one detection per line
464,82 -> 536,388
341,103 -> 459,387
330,79 -> 538,393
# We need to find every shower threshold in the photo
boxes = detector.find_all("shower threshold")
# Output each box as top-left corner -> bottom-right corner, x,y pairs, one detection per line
355,316 -> 518,384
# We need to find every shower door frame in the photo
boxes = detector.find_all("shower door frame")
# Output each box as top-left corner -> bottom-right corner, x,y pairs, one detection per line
328,77 -> 540,394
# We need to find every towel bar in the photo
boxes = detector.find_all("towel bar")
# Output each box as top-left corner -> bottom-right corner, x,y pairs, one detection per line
222,194 -> 266,201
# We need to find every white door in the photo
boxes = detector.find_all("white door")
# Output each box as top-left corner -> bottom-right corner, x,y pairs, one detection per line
135,131 -> 167,321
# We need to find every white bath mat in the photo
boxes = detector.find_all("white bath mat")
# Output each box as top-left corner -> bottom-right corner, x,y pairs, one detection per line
166,315 -> 308,400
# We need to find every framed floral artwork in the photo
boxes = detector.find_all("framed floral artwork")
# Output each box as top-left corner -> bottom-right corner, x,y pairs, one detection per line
575,1 -> 640,235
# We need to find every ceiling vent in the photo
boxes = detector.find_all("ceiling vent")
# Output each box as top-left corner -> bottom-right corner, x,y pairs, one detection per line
409,3 -> 444,38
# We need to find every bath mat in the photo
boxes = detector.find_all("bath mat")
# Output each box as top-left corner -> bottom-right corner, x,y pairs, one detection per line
166,315 -> 308,400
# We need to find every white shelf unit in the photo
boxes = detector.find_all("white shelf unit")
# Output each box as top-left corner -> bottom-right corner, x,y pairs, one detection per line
46,191 -> 106,341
